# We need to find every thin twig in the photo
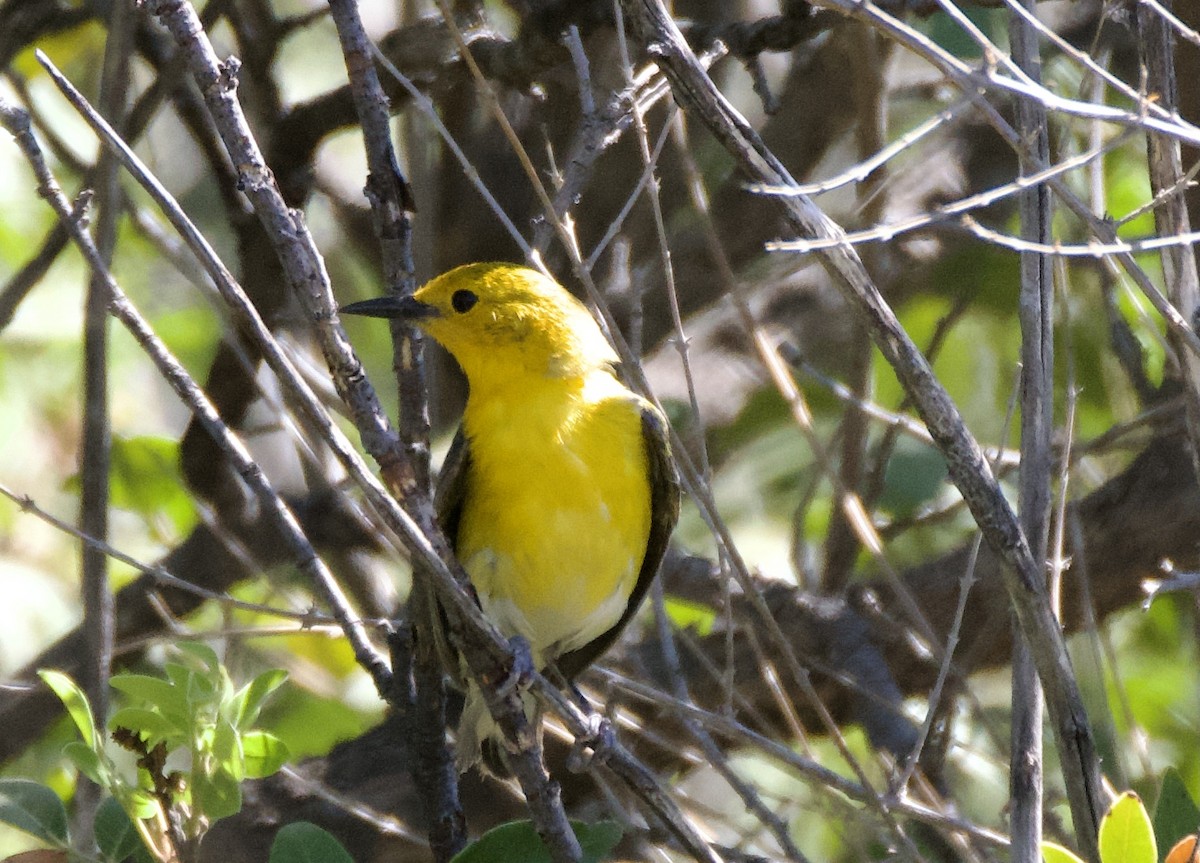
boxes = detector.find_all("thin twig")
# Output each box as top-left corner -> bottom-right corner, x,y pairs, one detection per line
0,482 -> 347,627
598,667 -> 1011,848
0,89 -> 394,695
1008,2 -> 1053,858
75,0 -> 133,838
618,0 -> 1106,851
1136,0 -> 1200,487
649,583 -> 810,862
323,0 -> 462,854
813,0 -> 1200,378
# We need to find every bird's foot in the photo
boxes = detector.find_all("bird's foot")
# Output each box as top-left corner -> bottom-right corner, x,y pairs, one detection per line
567,713 -> 617,773
494,634 -> 535,699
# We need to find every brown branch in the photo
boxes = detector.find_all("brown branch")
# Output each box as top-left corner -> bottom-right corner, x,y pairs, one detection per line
1009,0 -> 1055,857
617,0 -> 1106,847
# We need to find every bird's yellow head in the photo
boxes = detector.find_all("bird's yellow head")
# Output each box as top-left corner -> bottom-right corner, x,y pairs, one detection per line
342,263 -> 617,386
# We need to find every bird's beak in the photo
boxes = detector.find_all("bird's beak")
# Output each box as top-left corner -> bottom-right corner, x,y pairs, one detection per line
340,295 -> 440,320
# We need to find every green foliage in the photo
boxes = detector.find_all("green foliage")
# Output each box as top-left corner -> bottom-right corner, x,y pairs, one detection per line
876,439 -> 948,518
663,595 -> 717,636
260,682 -> 374,761
37,644 -> 290,856
108,435 -> 198,537
62,434 -> 197,542
1041,779 -> 1200,863
1153,770 -> 1200,863
450,820 -> 623,863
94,796 -> 154,863
923,4 -> 1005,59
107,642 -> 290,823
269,822 -> 356,863
0,778 -> 68,846
0,777 -> 154,863
1099,792 -> 1158,863
39,669 -> 98,750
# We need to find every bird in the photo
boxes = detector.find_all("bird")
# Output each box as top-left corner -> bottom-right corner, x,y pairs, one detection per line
341,262 -> 679,770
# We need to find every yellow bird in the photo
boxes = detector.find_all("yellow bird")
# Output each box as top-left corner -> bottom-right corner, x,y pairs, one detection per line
342,262 -> 679,769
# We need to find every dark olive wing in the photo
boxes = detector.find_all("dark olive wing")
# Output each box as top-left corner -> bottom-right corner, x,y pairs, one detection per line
435,427 -> 471,542
425,427 -> 472,689
556,401 -> 680,679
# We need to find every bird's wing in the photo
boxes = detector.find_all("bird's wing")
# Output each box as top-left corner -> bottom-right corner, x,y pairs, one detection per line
425,427 -> 472,690
556,400 -> 681,679
435,426 -> 471,540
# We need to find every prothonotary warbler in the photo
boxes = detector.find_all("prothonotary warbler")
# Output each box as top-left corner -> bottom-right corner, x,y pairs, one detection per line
342,262 -> 679,770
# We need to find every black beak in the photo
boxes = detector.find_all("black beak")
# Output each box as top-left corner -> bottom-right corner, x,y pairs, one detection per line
340,295 -> 440,320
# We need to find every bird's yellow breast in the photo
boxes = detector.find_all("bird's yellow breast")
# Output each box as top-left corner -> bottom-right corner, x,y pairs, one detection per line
456,369 -> 652,664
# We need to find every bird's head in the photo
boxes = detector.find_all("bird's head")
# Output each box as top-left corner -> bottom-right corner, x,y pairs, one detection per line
341,263 -> 617,385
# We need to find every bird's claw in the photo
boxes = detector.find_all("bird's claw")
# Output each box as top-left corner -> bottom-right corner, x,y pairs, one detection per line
495,635 -> 535,699
567,713 -> 616,773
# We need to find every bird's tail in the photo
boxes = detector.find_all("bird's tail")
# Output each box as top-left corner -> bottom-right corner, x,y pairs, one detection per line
454,683 -> 494,773
454,684 -> 540,775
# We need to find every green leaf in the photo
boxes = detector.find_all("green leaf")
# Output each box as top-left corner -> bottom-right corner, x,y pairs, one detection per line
191,767 -> 242,822
0,778 -> 69,845
451,819 -> 623,863
233,669 -> 288,729
577,820 -> 623,862
1043,842 -> 1088,863
175,642 -> 221,676
451,820 -> 546,863
878,442 -> 948,517
125,789 -> 160,821
212,716 -> 244,782
1154,769 -> 1200,863
1100,791 -> 1157,863
164,662 -> 193,691
38,670 -> 97,749
268,822 -> 355,863
663,596 -> 716,636
109,708 -> 182,745
63,741 -> 106,785
242,731 -> 289,779
107,435 -> 196,535
94,796 -> 147,862
110,674 -> 190,727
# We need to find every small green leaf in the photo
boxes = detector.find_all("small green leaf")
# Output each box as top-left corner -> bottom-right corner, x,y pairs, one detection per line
268,822 -> 355,863
451,820 -> 548,863
110,708 -> 181,745
107,435 -> 196,535
175,642 -> 221,675
63,741 -> 106,785
663,597 -> 716,636
94,796 -> 146,862
186,669 -> 219,706
110,674 -> 189,727
451,819 -> 622,863
1154,769 -> 1200,863
212,716 -> 244,782
1043,841 -> 1088,863
577,820 -> 623,863
38,670 -> 97,749
124,789 -> 160,821
1100,791 -> 1157,863
0,778 -> 69,845
191,768 -> 242,822
242,731 -> 289,779
114,792 -> 159,825
164,662 -> 193,691
233,669 -> 288,729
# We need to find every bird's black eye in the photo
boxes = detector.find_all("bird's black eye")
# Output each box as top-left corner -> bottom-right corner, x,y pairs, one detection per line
451,289 -> 478,314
